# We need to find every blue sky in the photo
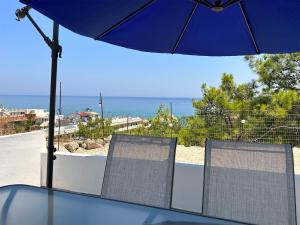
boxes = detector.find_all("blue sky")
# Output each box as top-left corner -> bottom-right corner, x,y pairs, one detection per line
0,1 -> 256,98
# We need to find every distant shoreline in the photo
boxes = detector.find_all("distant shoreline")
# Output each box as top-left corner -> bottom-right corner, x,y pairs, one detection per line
0,94 -> 199,100
0,95 -> 196,117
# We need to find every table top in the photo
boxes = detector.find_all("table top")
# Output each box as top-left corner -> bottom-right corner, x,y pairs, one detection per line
0,185 -> 246,225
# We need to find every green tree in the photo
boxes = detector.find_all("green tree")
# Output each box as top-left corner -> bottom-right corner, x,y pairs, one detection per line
178,116 -> 207,146
191,73 -> 258,141
146,105 -> 180,137
76,117 -> 113,139
265,90 -> 300,116
191,71 -> 300,145
24,114 -> 35,131
193,73 -> 257,114
125,104 -> 180,138
245,54 -> 300,92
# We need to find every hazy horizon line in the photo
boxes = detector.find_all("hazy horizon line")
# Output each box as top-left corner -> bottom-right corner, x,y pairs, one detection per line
0,94 -> 198,99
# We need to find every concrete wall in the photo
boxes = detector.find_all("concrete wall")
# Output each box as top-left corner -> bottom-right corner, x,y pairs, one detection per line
41,152 -> 300,217
0,131 -> 46,186
40,153 -> 105,196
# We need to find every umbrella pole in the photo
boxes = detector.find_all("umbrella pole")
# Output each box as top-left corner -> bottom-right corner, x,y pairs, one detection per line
47,22 -> 60,188
16,7 -> 62,188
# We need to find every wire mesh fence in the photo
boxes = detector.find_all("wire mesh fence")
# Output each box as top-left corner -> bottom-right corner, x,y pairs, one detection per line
1,108 -> 299,147
195,110 -> 300,147
112,110 -> 300,147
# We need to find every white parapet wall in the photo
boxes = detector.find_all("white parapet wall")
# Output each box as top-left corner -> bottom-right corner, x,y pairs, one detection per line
41,152 -> 300,218
41,153 -> 106,196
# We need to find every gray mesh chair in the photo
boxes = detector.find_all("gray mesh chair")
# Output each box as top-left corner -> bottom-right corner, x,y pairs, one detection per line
202,140 -> 297,225
101,134 -> 177,209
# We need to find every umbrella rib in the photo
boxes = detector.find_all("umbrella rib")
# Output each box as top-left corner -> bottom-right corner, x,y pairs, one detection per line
195,0 -> 213,8
94,0 -> 157,40
223,0 -> 241,8
172,3 -> 198,54
238,2 -> 260,54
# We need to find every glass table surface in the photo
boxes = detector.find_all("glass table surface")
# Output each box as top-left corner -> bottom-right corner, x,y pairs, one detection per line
0,185 -> 247,225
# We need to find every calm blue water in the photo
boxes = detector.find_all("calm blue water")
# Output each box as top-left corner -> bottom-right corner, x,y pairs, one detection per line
0,95 -> 195,118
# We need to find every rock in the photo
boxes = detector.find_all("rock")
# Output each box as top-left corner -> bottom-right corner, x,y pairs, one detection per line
96,139 -> 105,146
81,142 -> 87,149
77,147 -> 86,152
104,135 -> 112,143
85,141 -> 100,150
78,141 -> 85,147
64,142 -> 79,152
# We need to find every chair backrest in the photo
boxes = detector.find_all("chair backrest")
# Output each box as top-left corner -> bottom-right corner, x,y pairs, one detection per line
202,140 -> 297,225
101,134 -> 177,209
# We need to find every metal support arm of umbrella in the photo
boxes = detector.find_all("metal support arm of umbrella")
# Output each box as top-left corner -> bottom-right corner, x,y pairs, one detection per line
15,6 -> 62,188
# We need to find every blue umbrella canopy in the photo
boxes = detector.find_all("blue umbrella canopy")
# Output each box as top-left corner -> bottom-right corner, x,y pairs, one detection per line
19,0 -> 300,56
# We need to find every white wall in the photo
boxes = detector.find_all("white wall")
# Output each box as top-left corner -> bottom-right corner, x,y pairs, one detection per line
41,153 -> 105,195
0,131 -> 46,187
41,152 -> 300,217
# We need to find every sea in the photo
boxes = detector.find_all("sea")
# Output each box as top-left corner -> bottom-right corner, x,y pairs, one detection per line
0,95 -> 195,118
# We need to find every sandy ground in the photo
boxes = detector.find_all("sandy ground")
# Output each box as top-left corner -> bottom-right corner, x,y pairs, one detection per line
58,143 -> 300,173
57,143 -> 204,163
